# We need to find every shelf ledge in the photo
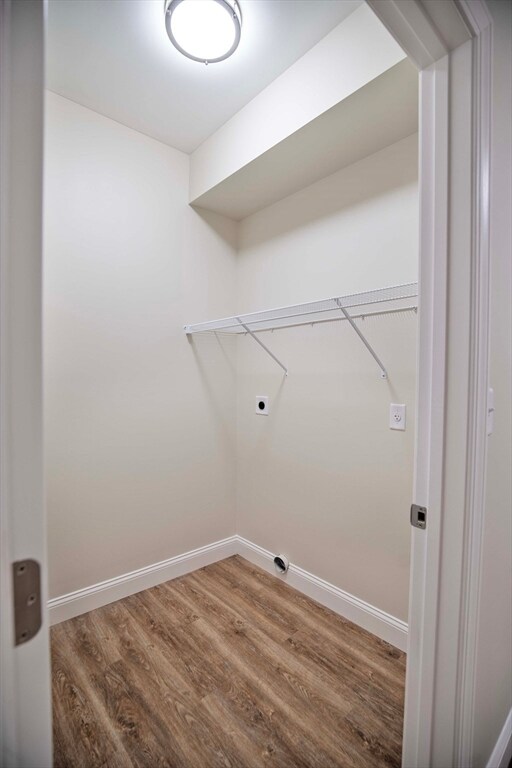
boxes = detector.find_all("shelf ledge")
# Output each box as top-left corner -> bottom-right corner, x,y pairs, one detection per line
184,283 -> 418,335
184,282 -> 417,379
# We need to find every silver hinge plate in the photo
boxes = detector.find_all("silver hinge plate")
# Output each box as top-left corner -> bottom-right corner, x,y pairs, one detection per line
410,504 -> 427,529
12,559 -> 42,646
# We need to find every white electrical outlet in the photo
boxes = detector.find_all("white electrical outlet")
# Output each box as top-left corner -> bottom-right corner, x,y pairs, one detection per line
389,403 -> 406,431
255,396 -> 269,415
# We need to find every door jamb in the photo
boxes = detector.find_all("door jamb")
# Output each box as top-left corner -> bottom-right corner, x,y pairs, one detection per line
367,1 -> 493,765
402,52 -> 450,768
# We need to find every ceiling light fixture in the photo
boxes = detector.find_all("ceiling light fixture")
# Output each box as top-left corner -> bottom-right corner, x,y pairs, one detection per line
164,0 -> 242,65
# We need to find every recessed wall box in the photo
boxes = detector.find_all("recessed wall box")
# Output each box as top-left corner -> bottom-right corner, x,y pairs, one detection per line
256,396 -> 269,415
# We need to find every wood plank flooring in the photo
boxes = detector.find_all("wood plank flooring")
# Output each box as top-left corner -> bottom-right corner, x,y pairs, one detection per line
51,555 -> 406,768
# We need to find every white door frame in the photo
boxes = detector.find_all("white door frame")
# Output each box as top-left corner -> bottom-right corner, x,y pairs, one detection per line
0,1 -> 52,766
367,1 -> 493,765
0,1 -> 494,766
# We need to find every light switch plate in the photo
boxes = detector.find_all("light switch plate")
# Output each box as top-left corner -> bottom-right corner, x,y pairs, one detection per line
390,403 -> 406,431
256,396 -> 269,415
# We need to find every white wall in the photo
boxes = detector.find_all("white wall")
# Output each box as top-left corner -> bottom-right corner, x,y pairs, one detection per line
45,94 -> 418,629
44,92 -> 237,599
236,134 -> 418,621
473,0 -> 512,763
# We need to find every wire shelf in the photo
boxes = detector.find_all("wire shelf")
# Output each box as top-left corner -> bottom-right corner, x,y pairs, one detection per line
184,283 -> 418,335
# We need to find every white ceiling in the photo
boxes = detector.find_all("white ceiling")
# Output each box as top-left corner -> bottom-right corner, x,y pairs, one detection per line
47,0 -> 362,154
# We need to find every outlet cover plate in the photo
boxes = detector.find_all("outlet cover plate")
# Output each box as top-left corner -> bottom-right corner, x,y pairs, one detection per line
390,403 -> 406,430
256,396 -> 269,415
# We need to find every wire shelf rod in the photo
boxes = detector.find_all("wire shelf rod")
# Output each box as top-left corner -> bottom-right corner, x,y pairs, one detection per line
236,318 -> 288,376
187,305 -> 418,338
249,304 -> 418,334
334,298 -> 388,379
233,294 -> 416,331
184,283 -> 418,335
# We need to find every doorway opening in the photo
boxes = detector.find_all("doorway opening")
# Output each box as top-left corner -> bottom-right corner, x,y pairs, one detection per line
45,2 -> 420,765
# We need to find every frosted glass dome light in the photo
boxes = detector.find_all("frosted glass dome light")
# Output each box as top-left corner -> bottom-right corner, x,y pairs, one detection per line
164,0 -> 242,64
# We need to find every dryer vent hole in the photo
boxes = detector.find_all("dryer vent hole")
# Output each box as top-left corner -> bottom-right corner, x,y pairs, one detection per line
273,555 -> 289,574
255,396 -> 269,415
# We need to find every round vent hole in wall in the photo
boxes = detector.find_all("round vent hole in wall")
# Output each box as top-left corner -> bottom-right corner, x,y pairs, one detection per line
255,396 -> 269,415
274,555 -> 289,574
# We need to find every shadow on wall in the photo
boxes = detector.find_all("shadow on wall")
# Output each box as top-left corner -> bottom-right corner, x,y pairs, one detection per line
238,134 -> 418,250
187,332 -> 237,455
190,205 -> 240,250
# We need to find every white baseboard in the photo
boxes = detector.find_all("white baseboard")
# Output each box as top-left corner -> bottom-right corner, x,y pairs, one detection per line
487,708 -> 512,768
48,534 -> 408,652
46,535 -> 512,760
48,536 -> 238,625
235,536 -> 408,651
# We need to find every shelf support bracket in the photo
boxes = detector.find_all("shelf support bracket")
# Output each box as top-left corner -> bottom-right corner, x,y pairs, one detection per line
334,298 -> 388,379
236,318 -> 288,376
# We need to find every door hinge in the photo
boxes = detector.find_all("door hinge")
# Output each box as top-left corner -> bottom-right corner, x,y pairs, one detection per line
12,559 -> 42,646
410,504 -> 427,529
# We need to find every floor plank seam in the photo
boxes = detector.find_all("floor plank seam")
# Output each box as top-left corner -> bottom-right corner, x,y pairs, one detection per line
52,555 -> 405,768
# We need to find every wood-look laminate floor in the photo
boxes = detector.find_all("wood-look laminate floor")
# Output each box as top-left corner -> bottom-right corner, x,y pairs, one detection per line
51,555 -> 406,768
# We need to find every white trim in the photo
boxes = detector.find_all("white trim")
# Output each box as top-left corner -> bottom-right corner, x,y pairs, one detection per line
48,536 -> 238,625
48,534 -> 408,651
366,0 -> 447,69
486,709 -> 512,768
366,0 -> 473,70
235,536 -> 408,652
402,54 -> 450,768
456,12 -> 493,766
455,0 -> 492,35
0,1 -> 52,766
